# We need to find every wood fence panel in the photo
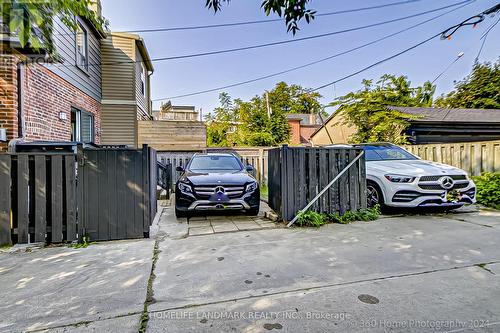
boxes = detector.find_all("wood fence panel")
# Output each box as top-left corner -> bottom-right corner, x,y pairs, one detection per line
65,156 -> 77,241
97,150 -> 110,241
34,156 -> 46,243
17,155 -> 29,244
51,155 -> 63,243
404,140 -> 500,176
0,155 -> 11,245
268,146 -> 365,222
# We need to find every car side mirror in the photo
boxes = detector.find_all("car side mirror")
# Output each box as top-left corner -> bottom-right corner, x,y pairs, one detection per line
176,166 -> 184,172
246,165 -> 254,172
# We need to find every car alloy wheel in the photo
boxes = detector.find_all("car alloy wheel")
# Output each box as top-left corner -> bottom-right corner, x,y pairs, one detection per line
367,184 -> 380,208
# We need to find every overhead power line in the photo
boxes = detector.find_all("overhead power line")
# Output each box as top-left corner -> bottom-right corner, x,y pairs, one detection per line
1,0 -> 427,38
59,0 -> 469,70
144,1 -> 472,62
311,2 -> 500,92
122,0 -> 426,33
153,1 -> 473,101
431,51 -> 465,84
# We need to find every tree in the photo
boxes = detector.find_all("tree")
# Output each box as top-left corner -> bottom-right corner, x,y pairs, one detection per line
434,60 -> 500,109
205,0 -> 315,34
1,0 -> 106,55
332,74 -> 435,144
267,81 -> 323,115
205,92 -> 237,146
206,82 -> 324,146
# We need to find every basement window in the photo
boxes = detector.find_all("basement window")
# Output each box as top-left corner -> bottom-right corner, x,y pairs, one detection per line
71,108 -> 94,143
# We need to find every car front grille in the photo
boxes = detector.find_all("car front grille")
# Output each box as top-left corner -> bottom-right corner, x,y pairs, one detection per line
419,175 -> 467,182
194,185 -> 245,199
418,183 -> 469,191
417,174 -> 470,191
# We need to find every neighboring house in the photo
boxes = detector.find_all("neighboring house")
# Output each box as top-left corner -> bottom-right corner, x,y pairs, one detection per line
100,32 -> 154,147
390,106 -> 500,144
310,107 -> 500,145
154,102 -> 201,121
287,113 -> 322,145
0,1 -> 106,151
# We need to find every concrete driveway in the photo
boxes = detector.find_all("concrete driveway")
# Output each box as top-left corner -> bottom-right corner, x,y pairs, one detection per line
147,207 -> 500,332
1,207 -> 499,332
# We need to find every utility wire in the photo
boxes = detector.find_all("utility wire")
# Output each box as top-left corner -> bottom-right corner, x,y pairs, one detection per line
57,0 -> 468,70
311,33 -> 442,91
432,52 -> 465,84
311,2 -> 500,92
3,0 -> 427,37
153,1 -> 472,101
475,16 -> 500,62
144,1 -> 472,63
121,0 -> 426,33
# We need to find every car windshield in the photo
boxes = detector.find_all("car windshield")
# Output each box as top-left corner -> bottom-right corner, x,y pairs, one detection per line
188,155 -> 242,172
361,145 -> 418,161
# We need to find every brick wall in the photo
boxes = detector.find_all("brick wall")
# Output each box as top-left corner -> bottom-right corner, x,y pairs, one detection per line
0,52 -> 18,151
0,51 -> 101,151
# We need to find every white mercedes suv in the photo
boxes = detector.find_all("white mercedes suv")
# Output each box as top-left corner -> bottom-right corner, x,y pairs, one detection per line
335,143 -> 476,209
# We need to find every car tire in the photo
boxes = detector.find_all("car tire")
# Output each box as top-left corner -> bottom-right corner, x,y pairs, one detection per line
367,181 -> 385,209
175,207 -> 188,219
246,206 -> 260,216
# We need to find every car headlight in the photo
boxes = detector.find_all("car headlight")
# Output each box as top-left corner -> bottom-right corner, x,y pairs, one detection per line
178,182 -> 192,193
245,181 -> 258,193
384,174 -> 415,183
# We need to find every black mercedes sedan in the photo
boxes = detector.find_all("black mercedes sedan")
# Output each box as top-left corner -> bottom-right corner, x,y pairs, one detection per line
174,153 -> 260,218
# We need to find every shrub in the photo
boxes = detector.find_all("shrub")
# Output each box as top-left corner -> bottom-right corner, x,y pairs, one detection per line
472,173 -> 500,210
296,211 -> 326,228
295,205 -> 380,227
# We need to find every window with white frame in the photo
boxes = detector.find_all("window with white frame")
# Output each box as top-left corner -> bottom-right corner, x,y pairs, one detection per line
71,108 -> 94,143
76,21 -> 88,70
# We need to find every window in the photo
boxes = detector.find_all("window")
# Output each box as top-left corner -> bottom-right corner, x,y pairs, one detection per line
76,21 -> 88,70
140,62 -> 146,96
360,145 -> 418,161
188,155 -> 243,172
71,108 -> 94,143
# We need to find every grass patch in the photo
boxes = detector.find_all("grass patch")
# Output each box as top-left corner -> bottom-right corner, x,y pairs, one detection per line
295,205 -> 380,228
260,184 -> 268,201
69,236 -> 96,249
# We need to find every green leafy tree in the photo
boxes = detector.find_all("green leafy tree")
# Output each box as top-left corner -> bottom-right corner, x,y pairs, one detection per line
267,81 -> 323,115
205,0 -> 315,34
205,93 -> 237,146
434,60 -> 500,109
206,82 -> 324,146
332,74 -> 435,144
1,0 -> 107,55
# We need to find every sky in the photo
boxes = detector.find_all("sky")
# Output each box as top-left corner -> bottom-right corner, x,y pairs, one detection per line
101,0 -> 500,116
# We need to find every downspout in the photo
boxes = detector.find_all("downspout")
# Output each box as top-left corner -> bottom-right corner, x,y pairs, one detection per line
17,62 -> 24,138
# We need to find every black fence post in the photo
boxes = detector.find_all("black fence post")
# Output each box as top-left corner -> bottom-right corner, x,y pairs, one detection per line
0,155 -> 12,246
76,143 -> 85,242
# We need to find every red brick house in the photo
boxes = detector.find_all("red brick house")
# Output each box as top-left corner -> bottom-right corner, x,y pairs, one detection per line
287,114 -> 322,145
0,3 -> 106,151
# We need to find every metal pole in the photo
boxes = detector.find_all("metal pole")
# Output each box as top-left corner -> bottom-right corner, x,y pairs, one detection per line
286,151 -> 365,228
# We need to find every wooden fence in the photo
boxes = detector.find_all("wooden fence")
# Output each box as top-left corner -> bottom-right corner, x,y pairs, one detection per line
0,152 -> 77,245
78,146 -> 156,242
0,145 -> 157,246
404,140 -> 500,176
157,147 -> 271,187
268,146 -> 367,222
